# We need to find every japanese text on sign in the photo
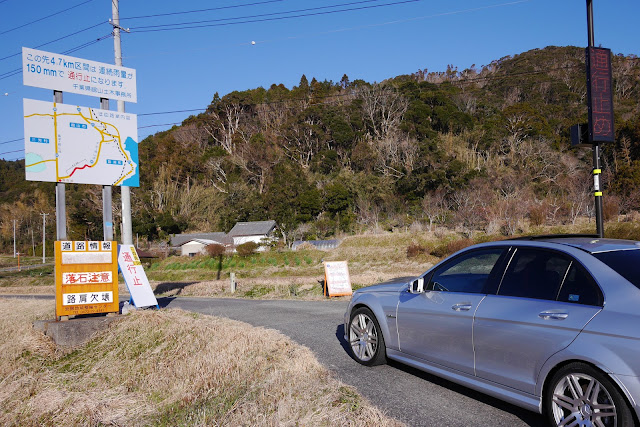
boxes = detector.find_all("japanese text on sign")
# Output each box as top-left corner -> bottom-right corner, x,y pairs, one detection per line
587,47 -> 614,143
118,245 -> 157,308
22,47 -> 137,103
63,291 -> 113,306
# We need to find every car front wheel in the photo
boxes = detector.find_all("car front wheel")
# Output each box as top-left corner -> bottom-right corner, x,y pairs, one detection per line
348,307 -> 386,366
545,362 -> 635,427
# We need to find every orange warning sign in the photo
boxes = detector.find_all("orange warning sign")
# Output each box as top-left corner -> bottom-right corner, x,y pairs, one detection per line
55,240 -> 119,317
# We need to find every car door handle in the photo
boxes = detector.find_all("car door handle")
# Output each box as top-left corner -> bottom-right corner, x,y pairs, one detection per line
538,311 -> 569,320
452,303 -> 472,312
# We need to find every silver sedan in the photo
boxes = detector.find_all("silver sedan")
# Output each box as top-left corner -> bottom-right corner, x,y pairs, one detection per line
345,236 -> 640,426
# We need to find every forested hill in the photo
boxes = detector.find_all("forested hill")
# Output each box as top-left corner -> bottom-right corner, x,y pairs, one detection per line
2,46 -> 640,249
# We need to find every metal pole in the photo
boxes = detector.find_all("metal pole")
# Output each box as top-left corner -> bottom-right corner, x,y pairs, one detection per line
41,213 -> 48,263
100,97 -> 114,241
54,90 -> 67,240
586,0 -> 604,238
112,0 -> 133,245
13,219 -> 16,258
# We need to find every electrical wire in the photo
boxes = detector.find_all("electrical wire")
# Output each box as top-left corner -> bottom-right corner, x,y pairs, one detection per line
0,138 -> 22,146
0,21 -> 106,62
120,0 -> 287,20
131,0 -> 386,30
0,0 -> 96,36
131,0 -> 420,33
0,33 -> 113,81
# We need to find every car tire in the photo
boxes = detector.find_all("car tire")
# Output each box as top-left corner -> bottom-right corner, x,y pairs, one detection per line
348,307 -> 386,366
544,362 -> 635,427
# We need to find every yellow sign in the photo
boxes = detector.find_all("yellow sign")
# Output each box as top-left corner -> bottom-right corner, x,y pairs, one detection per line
55,240 -> 119,317
323,261 -> 353,297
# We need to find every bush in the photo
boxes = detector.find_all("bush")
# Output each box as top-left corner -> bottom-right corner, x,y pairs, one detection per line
205,244 -> 226,257
406,243 -> 428,258
236,241 -> 259,257
431,238 -> 474,258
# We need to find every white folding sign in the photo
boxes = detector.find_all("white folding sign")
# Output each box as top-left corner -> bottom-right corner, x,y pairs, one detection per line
118,245 -> 158,309
22,47 -> 137,103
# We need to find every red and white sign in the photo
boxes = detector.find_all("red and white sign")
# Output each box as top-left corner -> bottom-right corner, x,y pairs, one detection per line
62,271 -> 112,285
118,245 -> 157,308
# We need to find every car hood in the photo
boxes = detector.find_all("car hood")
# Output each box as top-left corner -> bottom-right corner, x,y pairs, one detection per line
357,277 -> 413,294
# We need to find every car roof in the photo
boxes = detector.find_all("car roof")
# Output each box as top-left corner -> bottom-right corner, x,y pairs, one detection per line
509,235 -> 640,254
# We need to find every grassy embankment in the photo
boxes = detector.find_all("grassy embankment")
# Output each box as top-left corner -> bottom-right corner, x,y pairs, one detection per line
2,221 -> 639,299
0,298 -> 401,426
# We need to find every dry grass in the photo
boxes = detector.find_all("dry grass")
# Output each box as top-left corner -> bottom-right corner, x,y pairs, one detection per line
0,298 -> 402,427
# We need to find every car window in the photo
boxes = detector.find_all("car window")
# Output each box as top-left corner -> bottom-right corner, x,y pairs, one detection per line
427,249 -> 505,294
498,248 -> 570,301
593,249 -> 640,290
556,262 -> 603,306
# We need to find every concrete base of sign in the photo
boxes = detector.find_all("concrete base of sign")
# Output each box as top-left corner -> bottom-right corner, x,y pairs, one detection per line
33,315 -> 120,348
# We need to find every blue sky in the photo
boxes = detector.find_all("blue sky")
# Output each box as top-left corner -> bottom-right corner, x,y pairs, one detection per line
1,0 -> 638,160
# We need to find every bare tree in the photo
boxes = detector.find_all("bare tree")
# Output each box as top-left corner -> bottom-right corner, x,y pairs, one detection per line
422,189 -> 448,232
360,84 -> 408,140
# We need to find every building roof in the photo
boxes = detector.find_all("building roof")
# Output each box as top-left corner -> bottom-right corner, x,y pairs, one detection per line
170,232 -> 232,247
228,220 -> 277,237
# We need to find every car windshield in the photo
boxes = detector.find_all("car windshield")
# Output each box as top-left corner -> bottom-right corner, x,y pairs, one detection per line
593,249 -> 640,289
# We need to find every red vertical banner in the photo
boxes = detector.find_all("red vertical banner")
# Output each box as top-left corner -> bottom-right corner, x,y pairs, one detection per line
586,47 -> 614,143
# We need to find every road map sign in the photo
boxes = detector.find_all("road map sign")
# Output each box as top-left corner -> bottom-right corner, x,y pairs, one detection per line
24,98 -> 139,186
22,47 -> 137,103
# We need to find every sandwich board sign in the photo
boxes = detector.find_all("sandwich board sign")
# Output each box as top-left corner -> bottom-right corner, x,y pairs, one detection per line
55,240 -> 119,317
323,261 -> 353,297
118,245 -> 158,309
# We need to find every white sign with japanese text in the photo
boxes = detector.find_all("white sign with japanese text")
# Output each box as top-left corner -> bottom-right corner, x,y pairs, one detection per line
118,245 -> 157,308
63,291 -> 113,306
323,261 -> 353,297
22,47 -> 137,102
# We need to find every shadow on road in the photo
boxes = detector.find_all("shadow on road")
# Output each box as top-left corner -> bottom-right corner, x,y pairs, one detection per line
153,282 -> 196,296
335,324 -> 353,359
155,296 -> 176,308
386,359 -> 546,426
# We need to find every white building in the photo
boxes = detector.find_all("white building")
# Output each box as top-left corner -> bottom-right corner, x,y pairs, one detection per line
228,220 -> 278,250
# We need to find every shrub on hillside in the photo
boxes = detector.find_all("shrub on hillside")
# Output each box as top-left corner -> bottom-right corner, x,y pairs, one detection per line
406,243 -> 428,258
205,244 -> 226,258
236,241 -> 259,257
431,239 -> 474,258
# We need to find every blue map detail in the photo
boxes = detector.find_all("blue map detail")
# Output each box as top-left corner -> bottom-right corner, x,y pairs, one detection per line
122,137 -> 139,187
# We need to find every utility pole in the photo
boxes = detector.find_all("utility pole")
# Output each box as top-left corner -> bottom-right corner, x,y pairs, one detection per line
110,0 -> 133,245
41,213 -> 48,263
586,0 -> 605,238
13,219 -> 16,258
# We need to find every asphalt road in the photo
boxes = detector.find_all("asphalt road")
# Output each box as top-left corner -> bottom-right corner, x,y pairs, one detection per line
159,296 -> 546,427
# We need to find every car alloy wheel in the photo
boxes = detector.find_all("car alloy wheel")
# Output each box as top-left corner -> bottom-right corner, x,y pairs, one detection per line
348,307 -> 386,366
546,363 -> 634,427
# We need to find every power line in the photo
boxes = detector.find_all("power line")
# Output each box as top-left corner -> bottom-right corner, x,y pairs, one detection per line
131,0 -> 421,33
0,21 -> 106,62
138,108 -> 204,117
0,138 -> 22,145
0,0 -> 96,36
120,0 -> 287,20
0,33 -> 113,81
131,0 -> 385,30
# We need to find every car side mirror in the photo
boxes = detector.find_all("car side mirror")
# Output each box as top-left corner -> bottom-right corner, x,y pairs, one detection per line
409,277 -> 425,293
